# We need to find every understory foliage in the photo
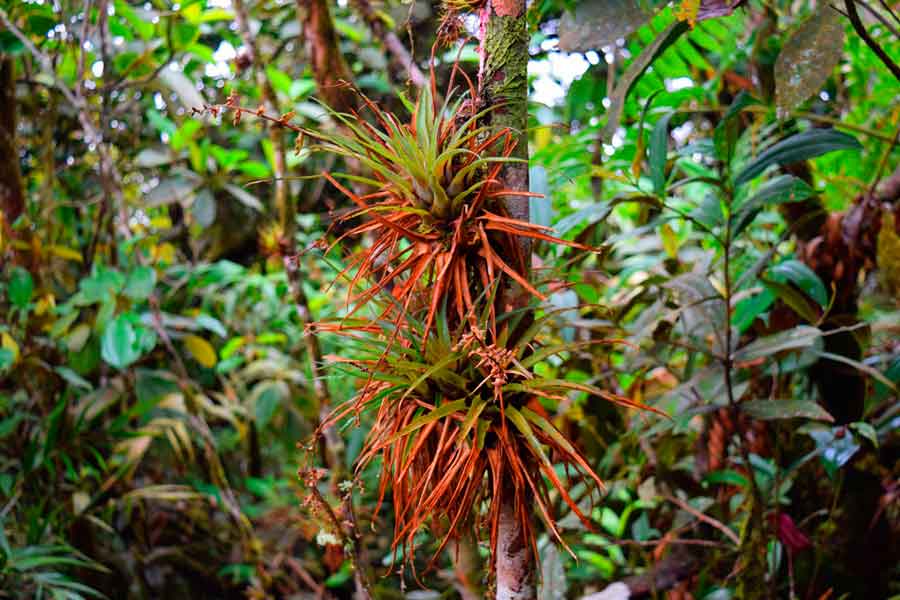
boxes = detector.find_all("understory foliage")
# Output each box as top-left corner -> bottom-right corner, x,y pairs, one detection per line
1,0 -> 899,598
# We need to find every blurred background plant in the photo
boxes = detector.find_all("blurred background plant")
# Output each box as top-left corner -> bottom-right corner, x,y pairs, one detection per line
0,0 -> 898,598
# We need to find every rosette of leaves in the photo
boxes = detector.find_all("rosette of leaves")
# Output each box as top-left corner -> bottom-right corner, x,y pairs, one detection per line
311,79 -> 589,340
318,302 -> 663,570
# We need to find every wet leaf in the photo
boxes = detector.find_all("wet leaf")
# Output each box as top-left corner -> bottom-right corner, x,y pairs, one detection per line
775,6 -> 844,116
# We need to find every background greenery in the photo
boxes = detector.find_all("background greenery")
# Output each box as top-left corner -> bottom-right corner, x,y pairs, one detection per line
1,0 -> 898,598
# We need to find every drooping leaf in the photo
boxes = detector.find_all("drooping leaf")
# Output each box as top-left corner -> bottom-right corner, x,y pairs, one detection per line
775,6 -> 844,116
741,399 -> 833,421
770,260 -> 828,308
650,112 -> 674,196
733,325 -> 822,362
734,129 -> 861,186
731,175 -> 816,237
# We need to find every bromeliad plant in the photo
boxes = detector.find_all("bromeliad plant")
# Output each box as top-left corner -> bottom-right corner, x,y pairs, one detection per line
319,301 -> 662,569
311,75 -> 590,341
290,66 -> 667,578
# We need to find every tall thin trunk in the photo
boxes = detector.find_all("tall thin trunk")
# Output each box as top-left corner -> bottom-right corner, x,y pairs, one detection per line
476,2 -> 534,599
0,56 -> 25,227
297,0 -> 356,113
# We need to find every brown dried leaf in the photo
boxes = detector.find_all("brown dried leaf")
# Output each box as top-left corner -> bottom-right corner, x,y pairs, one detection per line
775,6 -> 845,116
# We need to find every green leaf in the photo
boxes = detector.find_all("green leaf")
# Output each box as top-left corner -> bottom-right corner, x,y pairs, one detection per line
252,381 -> 287,428
770,260 -> 828,307
124,266 -> 157,300
731,175 -> 816,237
849,422 -> 878,447
602,19 -> 690,141
100,314 -> 156,369
775,6 -> 844,116
650,112 -> 674,196
734,129 -> 862,186
733,325 -> 822,362
762,278 -> 820,323
741,399 -> 833,421
114,0 -> 154,40
7,267 -> 33,309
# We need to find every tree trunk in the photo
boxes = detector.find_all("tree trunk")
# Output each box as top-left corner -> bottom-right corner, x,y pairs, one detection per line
0,56 -> 25,227
477,2 -> 534,598
297,0 -> 356,113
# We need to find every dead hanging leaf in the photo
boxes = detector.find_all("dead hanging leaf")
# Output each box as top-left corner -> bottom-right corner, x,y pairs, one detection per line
775,6 -> 845,116
558,0 -> 652,52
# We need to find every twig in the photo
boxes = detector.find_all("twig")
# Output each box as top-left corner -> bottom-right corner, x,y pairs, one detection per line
351,0 -> 427,89
663,494 -> 741,546
843,0 -> 900,81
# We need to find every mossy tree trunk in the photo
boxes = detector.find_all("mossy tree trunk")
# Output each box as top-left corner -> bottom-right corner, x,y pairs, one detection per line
477,2 -> 535,599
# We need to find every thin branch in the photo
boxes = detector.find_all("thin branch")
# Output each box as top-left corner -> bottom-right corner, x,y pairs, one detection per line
843,0 -> 900,81
663,494 -> 741,546
351,0 -> 427,89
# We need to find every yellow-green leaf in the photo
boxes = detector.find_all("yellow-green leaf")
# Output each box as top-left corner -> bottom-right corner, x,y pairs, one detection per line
183,334 -> 217,368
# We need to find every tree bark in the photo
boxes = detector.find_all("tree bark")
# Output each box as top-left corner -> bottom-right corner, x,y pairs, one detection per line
0,56 -> 25,227
477,2 -> 534,598
297,0 -> 357,113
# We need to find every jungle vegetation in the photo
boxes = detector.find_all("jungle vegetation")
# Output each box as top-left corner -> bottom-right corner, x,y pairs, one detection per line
1,0 -> 899,598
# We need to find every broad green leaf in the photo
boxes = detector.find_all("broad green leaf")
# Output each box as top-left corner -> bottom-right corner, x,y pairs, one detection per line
124,266 -> 157,300
762,278 -> 820,323
101,314 -> 156,369
733,325 -> 822,362
7,267 -> 33,309
114,0 -> 154,40
731,175 -> 816,237
770,260 -> 828,307
741,399 -> 833,421
558,0 -> 653,52
252,381 -> 287,428
78,267 -> 125,304
775,6 -> 844,117
734,129 -> 861,186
